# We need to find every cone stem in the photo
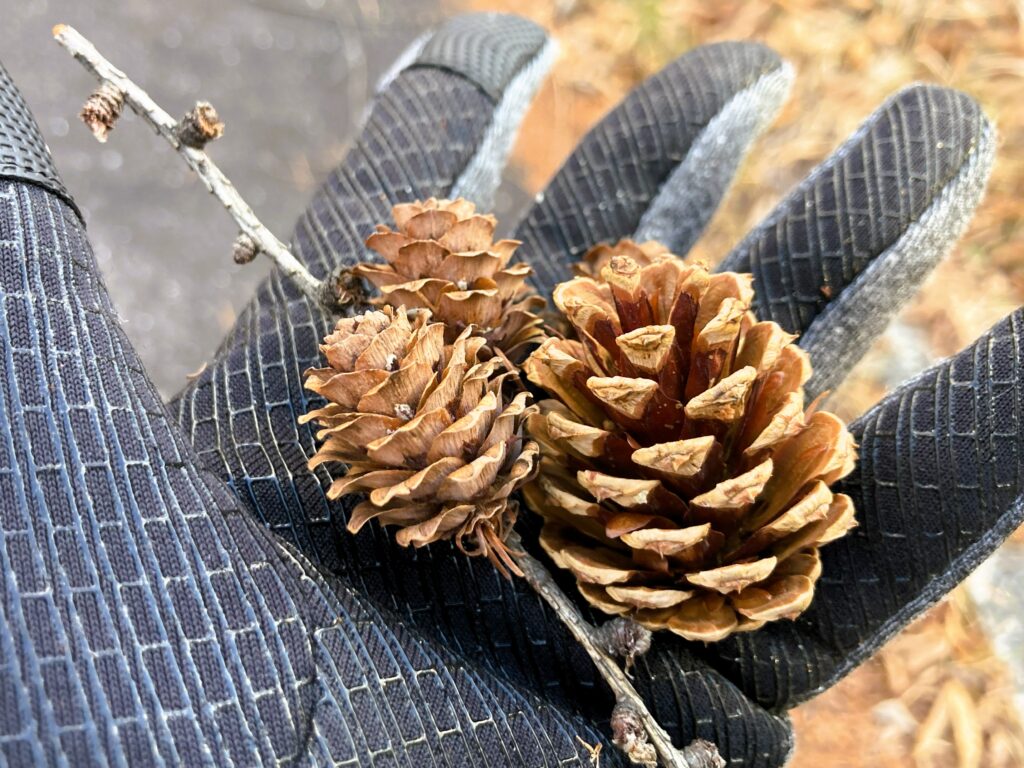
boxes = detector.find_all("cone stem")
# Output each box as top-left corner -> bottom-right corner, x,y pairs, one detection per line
52,24 -> 328,307
509,532 -> 724,768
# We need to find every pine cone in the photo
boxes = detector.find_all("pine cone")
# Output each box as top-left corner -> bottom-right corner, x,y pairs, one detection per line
356,198 -> 546,361
302,305 -> 540,576
523,244 -> 857,641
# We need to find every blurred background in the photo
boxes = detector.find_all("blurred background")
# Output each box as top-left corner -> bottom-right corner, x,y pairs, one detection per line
6,1 -> 1024,765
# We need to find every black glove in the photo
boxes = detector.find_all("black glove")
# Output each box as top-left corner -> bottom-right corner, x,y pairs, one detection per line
172,11 -> 1003,766
175,14 -> 801,764
0,10 -> 1004,768
170,11 -> 1001,765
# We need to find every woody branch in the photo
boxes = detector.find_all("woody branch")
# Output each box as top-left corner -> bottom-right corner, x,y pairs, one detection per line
52,23 -> 330,306
510,533 -> 724,768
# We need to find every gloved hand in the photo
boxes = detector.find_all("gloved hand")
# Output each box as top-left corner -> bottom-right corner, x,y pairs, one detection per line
172,10 -> 1004,764
0,12 -> 1004,768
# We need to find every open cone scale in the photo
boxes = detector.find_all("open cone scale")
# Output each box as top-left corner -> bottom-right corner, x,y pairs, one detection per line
357,198 -> 546,361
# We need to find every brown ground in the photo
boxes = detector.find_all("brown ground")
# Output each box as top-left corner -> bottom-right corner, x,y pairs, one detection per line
790,596 -> 1024,767
452,1 -> 1024,764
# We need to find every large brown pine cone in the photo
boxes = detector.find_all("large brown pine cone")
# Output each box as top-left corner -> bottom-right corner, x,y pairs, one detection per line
523,244 -> 857,641
301,305 -> 540,576
356,198 -> 546,361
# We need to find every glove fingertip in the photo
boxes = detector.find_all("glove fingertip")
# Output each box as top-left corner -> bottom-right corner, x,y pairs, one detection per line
686,39 -> 788,84
890,81 -> 994,164
795,81 -> 996,398
412,13 -> 549,102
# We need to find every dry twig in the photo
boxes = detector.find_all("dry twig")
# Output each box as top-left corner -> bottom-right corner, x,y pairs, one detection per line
52,23 -> 327,306
510,532 -> 725,768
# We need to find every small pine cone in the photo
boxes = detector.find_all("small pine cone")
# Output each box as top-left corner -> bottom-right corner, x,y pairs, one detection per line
301,305 -> 540,576
356,198 -> 546,361
523,242 -> 857,641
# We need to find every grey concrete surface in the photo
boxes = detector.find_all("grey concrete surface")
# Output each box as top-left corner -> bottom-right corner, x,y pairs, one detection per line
2,0 -> 444,396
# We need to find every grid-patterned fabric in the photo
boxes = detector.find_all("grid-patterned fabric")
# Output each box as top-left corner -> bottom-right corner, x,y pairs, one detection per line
0,178 -> 610,766
718,84 -> 984,335
415,13 -> 546,100
0,63 -> 77,217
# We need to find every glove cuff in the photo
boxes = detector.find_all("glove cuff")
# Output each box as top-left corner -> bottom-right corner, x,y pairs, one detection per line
0,62 -> 80,220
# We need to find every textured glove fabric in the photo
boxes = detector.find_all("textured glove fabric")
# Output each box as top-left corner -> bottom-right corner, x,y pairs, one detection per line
701,307 -> 1024,711
0,62 -> 619,767
172,28 -> 797,767
717,83 -> 994,398
7,8 -> 1010,764
520,41 -> 790,295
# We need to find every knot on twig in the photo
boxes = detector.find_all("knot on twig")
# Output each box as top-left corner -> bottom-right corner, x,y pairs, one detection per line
680,739 -> 727,768
611,702 -> 657,768
323,266 -> 371,313
594,618 -> 652,676
80,81 -> 124,143
233,233 -> 259,265
611,701 -> 726,768
176,101 -> 225,149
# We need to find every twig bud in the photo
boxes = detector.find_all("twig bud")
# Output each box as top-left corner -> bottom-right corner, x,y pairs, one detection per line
323,266 -> 370,311
680,740 -> 727,768
80,82 -> 124,142
594,618 -> 652,675
176,101 -> 224,149
55,23 -> 330,307
232,233 -> 259,264
611,702 -> 657,768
